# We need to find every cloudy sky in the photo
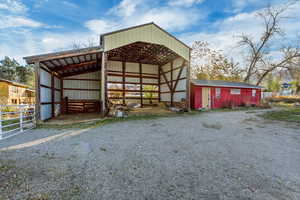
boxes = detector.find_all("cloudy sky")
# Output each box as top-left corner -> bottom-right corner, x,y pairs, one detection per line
0,0 -> 299,64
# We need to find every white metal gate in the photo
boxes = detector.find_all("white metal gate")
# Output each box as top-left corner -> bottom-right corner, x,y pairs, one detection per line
0,104 -> 35,140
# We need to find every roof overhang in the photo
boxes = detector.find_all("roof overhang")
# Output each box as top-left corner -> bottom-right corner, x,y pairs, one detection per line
191,80 -> 264,89
23,46 -> 103,64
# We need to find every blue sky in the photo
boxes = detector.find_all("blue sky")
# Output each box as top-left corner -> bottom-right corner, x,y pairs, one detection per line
0,0 -> 299,64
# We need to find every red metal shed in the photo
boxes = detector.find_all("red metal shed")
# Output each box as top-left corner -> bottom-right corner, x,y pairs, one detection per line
190,80 -> 263,109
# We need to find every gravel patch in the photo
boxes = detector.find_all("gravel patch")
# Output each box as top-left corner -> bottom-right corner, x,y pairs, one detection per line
1,110 -> 300,199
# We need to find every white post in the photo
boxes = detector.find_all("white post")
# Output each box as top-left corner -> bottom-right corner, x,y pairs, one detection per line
33,105 -> 36,128
20,105 -> 23,132
0,106 -> 2,140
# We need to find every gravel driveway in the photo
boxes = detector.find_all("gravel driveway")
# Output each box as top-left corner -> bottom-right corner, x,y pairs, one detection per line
1,110 -> 300,200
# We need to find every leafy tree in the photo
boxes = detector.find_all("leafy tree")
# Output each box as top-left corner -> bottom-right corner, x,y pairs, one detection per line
191,41 -> 242,81
265,73 -> 281,92
0,56 -> 34,87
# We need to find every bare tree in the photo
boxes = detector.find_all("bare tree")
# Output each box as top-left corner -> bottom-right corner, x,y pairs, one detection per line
71,37 -> 98,49
238,2 -> 300,85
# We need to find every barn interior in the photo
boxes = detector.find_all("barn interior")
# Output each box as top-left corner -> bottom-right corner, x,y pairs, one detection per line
24,42 -> 188,121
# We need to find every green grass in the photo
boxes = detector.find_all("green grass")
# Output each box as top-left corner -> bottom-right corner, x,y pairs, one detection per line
262,107 -> 300,123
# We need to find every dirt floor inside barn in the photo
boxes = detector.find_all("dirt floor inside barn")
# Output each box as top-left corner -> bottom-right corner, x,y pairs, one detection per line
1,109 -> 300,200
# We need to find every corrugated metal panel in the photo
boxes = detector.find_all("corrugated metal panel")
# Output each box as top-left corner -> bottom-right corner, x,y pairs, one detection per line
64,80 -> 100,89
40,69 -> 51,86
174,92 -> 186,102
108,76 -> 122,82
63,71 -> 100,100
103,24 -> 190,61
142,64 -> 158,74
41,105 -> 51,120
125,77 -> 139,83
160,83 -> 169,92
107,61 -> 122,71
63,90 -> 100,100
68,71 -> 100,79
143,78 -> 158,84
55,91 -> 61,102
54,77 -> 60,89
176,79 -> 186,91
126,62 -> 139,72
162,63 -> 171,72
40,87 -> 51,102
161,93 -> 171,101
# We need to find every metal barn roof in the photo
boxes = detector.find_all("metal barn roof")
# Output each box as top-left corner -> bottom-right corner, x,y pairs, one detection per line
191,79 -> 264,89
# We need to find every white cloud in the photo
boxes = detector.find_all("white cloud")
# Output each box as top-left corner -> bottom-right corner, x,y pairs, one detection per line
61,1 -> 78,8
0,0 -> 27,13
109,0 -> 144,18
0,16 -> 43,29
85,19 -> 121,34
168,0 -> 205,7
134,7 -> 201,31
181,1 -> 300,65
88,0 -> 204,33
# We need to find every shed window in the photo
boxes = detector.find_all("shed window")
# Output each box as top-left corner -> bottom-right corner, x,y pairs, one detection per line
252,89 -> 256,97
230,89 -> 241,95
216,88 -> 221,99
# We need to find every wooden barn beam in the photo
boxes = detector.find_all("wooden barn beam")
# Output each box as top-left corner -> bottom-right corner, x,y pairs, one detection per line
139,63 -> 143,107
61,68 -> 100,77
101,52 -> 107,116
158,65 -> 161,102
34,61 -> 41,121
60,77 -> 64,114
170,61 -> 174,106
172,60 -> 186,93
51,72 -> 55,118
54,60 -> 96,72
122,61 -> 126,105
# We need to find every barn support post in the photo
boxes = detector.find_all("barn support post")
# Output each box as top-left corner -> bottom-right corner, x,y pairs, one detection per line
60,77 -> 64,114
139,63 -> 143,107
170,61 -> 174,106
186,52 -> 191,111
158,65 -> 161,102
122,61 -> 126,105
34,61 -> 41,121
51,72 -> 55,118
101,51 -> 107,116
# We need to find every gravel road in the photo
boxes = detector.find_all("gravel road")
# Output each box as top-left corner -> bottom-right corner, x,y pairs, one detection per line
1,110 -> 300,200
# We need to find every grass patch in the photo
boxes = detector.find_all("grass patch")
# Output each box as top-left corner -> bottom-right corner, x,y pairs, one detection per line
262,107 -> 300,123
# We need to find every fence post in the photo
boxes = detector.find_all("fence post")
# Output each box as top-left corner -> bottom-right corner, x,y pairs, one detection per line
20,105 -> 23,132
0,106 -> 2,140
33,105 -> 36,128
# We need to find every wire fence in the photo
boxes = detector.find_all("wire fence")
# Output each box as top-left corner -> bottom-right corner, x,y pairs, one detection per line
0,104 -> 36,140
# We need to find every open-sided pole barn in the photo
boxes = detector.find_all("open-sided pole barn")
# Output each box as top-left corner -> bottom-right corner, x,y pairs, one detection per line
24,23 -> 191,121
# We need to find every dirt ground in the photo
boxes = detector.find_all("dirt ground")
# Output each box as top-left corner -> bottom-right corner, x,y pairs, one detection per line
0,109 -> 300,200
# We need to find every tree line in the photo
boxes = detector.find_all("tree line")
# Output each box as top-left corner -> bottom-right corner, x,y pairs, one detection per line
0,57 -> 35,88
191,2 -> 300,94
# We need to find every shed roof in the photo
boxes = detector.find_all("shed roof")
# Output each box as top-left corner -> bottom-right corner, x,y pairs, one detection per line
191,79 -> 264,89
0,78 -> 31,88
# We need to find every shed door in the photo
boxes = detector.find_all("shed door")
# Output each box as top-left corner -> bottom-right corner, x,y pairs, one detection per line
202,87 -> 211,109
